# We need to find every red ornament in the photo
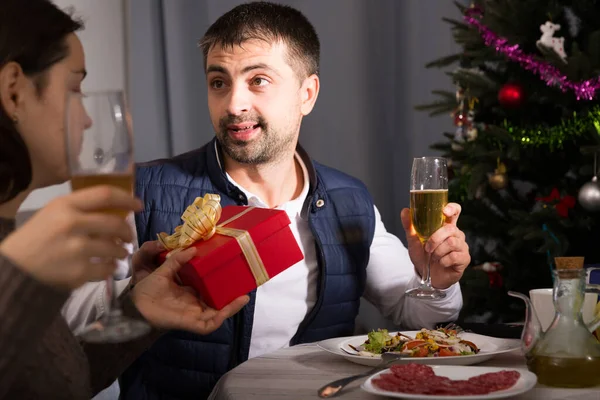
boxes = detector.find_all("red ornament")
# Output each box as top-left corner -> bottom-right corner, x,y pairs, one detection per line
473,262 -> 504,288
536,188 -> 576,218
498,83 -> 524,108
487,271 -> 504,288
454,111 -> 466,126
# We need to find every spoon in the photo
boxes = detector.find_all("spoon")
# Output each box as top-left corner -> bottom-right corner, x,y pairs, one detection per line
317,352 -> 408,398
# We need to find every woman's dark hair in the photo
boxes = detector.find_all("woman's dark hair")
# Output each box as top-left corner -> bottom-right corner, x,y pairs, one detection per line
0,0 -> 83,204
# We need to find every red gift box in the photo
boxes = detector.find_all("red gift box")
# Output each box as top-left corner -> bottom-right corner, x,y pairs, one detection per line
158,205 -> 304,310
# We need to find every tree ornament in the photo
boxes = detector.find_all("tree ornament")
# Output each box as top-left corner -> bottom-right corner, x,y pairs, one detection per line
452,86 -> 467,143
456,86 -> 465,102
489,173 -> 507,190
489,160 -> 508,190
454,111 -> 466,127
537,188 -> 576,217
579,153 -> 600,212
465,99 -> 479,142
466,126 -> 478,141
498,83 -> 525,108
474,261 -> 504,288
451,137 -> 465,151
579,178 -> 600,211
536,21 -> 567,62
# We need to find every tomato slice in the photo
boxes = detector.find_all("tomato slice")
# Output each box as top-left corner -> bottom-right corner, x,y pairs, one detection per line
404,340 -> 427,350
438,348 -> 456,357
413,347 -> 429,357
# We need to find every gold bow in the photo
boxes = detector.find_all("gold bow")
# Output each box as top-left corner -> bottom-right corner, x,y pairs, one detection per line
157,194 -> 223,250
157,194 -> 269,286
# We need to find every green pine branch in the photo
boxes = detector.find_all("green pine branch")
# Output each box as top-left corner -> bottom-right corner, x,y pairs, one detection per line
425,54 -> 463,68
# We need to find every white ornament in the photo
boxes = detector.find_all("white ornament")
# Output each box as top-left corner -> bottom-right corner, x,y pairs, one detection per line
451,142 -> 464,151
466,127 -> 478,142
578,176 -> 600,212
482,262 -> 499,272
454,126 -> 465,143
536,21 -> 567,61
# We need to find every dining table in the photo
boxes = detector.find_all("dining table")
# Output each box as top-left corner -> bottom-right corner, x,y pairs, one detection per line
207,342 -> 600,400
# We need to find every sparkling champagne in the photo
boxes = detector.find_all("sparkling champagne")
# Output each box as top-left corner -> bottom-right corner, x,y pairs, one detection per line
70,173 -> 133,218
410,189 -> 448,243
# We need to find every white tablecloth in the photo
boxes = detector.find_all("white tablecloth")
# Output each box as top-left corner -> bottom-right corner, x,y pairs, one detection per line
208,344 -> 600,400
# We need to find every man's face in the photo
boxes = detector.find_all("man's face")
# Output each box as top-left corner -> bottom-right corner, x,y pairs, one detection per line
206,39 -> 312,165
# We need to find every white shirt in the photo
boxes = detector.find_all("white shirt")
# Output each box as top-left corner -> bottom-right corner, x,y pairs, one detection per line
222,153 -> 463,359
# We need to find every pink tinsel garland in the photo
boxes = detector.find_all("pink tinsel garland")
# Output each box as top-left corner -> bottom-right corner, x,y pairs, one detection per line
464,7 -> 600,101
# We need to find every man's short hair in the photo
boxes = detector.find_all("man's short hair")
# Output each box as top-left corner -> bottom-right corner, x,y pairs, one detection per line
199,1 -> 320,78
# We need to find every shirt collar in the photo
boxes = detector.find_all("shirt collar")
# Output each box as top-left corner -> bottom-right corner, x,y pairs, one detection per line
219,149 -> 309,215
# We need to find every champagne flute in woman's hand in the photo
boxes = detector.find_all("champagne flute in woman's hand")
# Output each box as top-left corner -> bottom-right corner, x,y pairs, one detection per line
66,90 -> 150,342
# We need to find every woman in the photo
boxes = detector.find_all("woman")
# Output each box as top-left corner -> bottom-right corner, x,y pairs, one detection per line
0,1 -> 248,398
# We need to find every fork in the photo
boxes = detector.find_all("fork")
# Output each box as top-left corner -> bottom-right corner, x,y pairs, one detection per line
317,352 -> 408,398
439,322 -> 465,334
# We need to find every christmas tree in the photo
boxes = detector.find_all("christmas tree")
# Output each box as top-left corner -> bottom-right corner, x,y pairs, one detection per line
420,0 -> 600,323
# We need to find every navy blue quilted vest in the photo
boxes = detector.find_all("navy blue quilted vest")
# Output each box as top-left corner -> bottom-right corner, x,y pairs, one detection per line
120,139 -> 375,400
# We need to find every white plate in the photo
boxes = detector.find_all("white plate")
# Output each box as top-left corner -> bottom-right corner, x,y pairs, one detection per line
361,365 -> 537,399
317,331 -> 521,366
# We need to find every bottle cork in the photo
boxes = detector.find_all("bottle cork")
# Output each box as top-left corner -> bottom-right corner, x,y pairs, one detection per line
554,257 -> 584,270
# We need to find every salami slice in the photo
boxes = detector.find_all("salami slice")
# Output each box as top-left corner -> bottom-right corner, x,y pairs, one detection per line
372,364 -> 520,396
468,370 -> 521,391
390,364 -> 437,379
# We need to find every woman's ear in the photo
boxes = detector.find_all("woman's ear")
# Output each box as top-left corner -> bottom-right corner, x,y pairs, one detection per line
0,62 -> 26,121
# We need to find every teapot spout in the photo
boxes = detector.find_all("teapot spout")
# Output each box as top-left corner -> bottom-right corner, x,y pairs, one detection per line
508,291 -> 543,353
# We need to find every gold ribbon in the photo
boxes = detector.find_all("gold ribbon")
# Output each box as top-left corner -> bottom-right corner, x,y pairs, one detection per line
157,194 -> 269,286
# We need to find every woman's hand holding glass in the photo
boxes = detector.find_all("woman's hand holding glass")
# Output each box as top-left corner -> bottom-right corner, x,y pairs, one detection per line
0,186 -> 141,289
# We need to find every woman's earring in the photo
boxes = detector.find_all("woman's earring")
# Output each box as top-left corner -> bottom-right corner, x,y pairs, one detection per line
12,114 -> 18,124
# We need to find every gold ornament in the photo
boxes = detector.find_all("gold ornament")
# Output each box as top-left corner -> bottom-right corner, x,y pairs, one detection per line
489,161 -> 508,190
489,173 -> 507,190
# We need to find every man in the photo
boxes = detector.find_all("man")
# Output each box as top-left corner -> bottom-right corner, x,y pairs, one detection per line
120,2 -> 470,399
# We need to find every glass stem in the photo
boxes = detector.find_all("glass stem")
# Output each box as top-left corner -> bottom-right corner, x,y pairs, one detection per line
104,255 -> 129,320
423,252 -> 433,287
104,275 -> 120,319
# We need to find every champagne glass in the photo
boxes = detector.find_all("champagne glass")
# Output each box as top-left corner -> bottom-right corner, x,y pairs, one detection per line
65,90 -> 150,342
405,157 -> 448,299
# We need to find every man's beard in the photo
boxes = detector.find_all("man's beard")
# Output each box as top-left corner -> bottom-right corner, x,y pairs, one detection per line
216,114 -> 296,165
